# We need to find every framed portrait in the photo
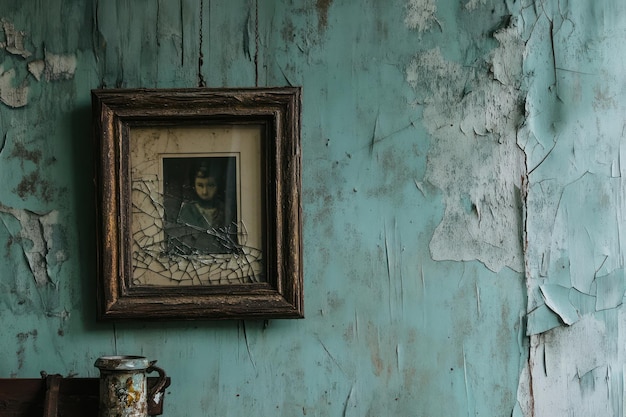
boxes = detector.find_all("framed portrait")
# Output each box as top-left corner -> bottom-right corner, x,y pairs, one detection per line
92,87 -> 303,320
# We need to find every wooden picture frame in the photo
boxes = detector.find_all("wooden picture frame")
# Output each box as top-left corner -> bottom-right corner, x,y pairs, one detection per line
92,87 -> 303,320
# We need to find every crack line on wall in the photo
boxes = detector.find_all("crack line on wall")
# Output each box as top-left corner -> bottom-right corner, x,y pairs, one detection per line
197,0 -> 205,87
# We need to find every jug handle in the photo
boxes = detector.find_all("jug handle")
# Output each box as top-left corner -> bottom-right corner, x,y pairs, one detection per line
147,361 -> 168,406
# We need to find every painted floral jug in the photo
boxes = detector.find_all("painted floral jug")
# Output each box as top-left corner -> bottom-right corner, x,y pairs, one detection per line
95,355 -> 167,417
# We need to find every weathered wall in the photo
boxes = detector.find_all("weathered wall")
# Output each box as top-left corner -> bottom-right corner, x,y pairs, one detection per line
0,0 -> 622,416
519,1 -> 626,415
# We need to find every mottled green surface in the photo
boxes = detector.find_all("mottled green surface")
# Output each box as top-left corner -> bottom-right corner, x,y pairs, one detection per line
11,0 -> 622,415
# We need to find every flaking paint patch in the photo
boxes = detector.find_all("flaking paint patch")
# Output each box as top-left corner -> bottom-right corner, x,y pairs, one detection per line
0,19 -> 32,58
27,60 -> 45,81
528,315 -> 620,416
26,53 -> 77,82
43,51 -> 77,81
406,22 -> 526,273
464,0 -> 488,12
0,19 -> 77,107
0,19 -> 30,107
539,284 -> 579,325
0,205 -> 64,287
404,0 -> 439,33
0,66 -> 29,108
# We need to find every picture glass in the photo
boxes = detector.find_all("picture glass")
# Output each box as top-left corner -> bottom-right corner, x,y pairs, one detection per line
129,124 -> 265,286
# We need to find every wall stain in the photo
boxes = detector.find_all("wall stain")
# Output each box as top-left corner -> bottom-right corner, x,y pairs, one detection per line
15,171 -> 54,202
10,142 -> 42,165
316,0 -> 333,32
16,330 -> 38,371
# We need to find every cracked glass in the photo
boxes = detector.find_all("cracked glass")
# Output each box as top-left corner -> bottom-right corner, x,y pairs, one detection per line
129,125 -> 265,286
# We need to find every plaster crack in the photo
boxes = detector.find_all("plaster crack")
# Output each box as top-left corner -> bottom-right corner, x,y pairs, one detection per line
240,321 -> 257,371
197,0 -> 206,87
342,384 -> 357,417
318,336 -> 347,376
528,136 -> 558,176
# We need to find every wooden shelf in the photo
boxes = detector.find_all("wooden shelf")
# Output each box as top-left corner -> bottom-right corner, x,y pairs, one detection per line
0,375 -> 170,417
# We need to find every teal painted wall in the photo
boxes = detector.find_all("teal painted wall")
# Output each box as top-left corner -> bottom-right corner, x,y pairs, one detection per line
0,1 -> 622,416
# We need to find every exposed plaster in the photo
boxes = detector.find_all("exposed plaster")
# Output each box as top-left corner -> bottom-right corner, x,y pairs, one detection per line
0,66 -> 29,108
464,0 -> 488,12
0,205 -> 64,288
27,60 -> 45,81
406,22 -> 526,273
42,51 -> 77,81
0,19 -> 32,58
527,315 -> 622,416
404,0 -> 439,33
515,1 -> 626,415
0,19 -> 77,107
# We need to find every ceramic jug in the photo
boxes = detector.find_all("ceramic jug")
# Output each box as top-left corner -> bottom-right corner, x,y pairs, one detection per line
95,355 -> 167,417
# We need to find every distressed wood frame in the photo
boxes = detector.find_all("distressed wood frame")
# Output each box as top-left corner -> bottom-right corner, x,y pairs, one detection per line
92,87 -> 303,320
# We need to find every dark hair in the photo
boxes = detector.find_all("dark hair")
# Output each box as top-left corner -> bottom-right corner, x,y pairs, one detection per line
190,161 -> 221,185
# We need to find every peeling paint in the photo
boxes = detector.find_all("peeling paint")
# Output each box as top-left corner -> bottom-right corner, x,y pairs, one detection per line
406,22 -> 526,273
518,1 -> 626,415
464,0 -> 488,12
27,60 -> 45,81
0,19 -> 76,107
0,19 -> 32,58
527,315 -> 620,416
404,0 -> 439,33
5,1 -> 623,415
0,205 -> 64,287
0,66 -> 29,108
43,50 -> 77,81
540,284 -> 579,326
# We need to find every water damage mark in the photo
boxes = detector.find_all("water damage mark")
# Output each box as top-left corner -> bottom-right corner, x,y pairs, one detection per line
16,329 -> 37,371
7,140 -> 57,202
316,0 -> 334,31
10,141 -> 41,165
406,19 -> 526,272
14,171 -> 55,202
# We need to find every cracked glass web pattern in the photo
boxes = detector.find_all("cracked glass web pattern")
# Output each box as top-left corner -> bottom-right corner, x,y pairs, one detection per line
130,176 -> 264,286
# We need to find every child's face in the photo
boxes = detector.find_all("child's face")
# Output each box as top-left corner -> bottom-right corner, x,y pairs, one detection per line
194,176 -> 217,201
